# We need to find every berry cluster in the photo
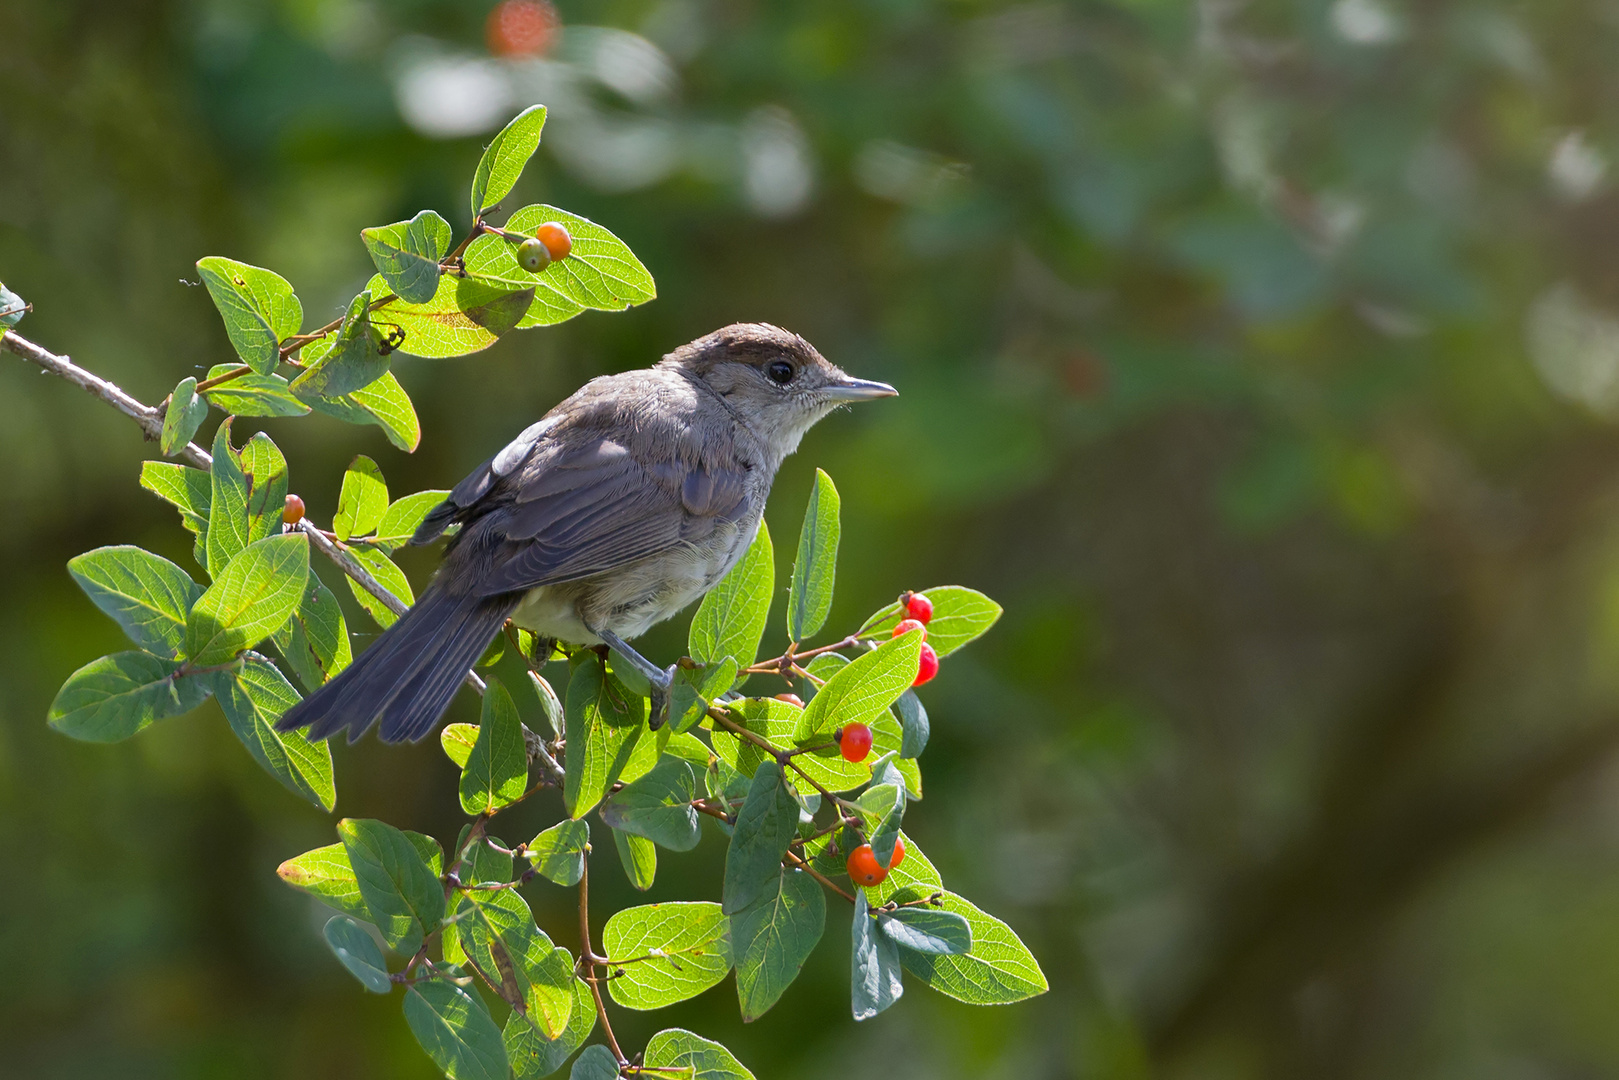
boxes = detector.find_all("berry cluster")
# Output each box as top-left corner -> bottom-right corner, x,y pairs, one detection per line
898,591 -> 938,686
517,222 -> 573,272
847,838 -> 907,887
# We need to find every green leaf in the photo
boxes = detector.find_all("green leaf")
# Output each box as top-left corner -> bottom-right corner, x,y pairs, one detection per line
47,651 -> 210,742
668,658 -> 737,735
600,757 -> 700,852
162,377 -> 209,455
689,521 -> 773,678
563,658 -> 649,819
324,914 -> 392,993
196,256 -> 300,373
787,470 -> 840,642
334,455 -> 389,541
460,676 -> 529,813
363,210 -> 452,304
794,629 -> 922,742
0,280 -> 28,329
340,817 -> 446,955
526,819 -> 589,887
277,842 -> 368,919
643,1029 -> 755,1080
140,461 -> 211,561
895,690 -> 929,758
366,273 -> 532,359
374,490 -> 452,550
471,105 -> 548,217
186,533 -> 309,664
344,546 -> 414,628
240,430 -> 290,543
454,890 -> 574,1037
205,422 -> 288,578
304,370 -> 421,452
404,977 -> 510,1080
569,1045 -> 620,1080
290,290 -> 392,399
456,829 -> 515,888
863,586 -> 1003,657
851,890 -> 903,1021
505,976 -> 596,1079
896,892 -> 1047,1005
271,575 -> 352,691
856,782 -> 906,868
530,669 -> 565,740
722,762 -> 799,916
731,867 -> 825,1021
200,365 -> 310,418
879,903 -> 971,956
442,723 -> 479,768
613,828 -> 657,891
603,902 -> 731,1011
208,651 -> 335,810
67,545 -> 201,658
464,204 -> 656,329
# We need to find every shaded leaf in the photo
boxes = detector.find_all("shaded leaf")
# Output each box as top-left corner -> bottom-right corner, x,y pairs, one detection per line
879,904 -> 972,956
526,819 -> 589,887
563,657 -> 649,819
710,698 -> 868,794
455,890 -> 574,1038
304,370 -> 421,451
895,690 -> 929,759
794,629 -> 923,741
208,651 -> 335,810
0,280 -> 27,329
568,1045 -> 620,1080
505,976 -> 596,1079
851,890 -> 903,1021
731,868 -> 825,1021
290,290 -> 391,398
613,828 -> 657,891
404,977 -> 509,1080
668,657 -> 737,735
324,914 -> 391,993
363,209 -> 452,303
722,762 -> 798,916
340,817 -> 446,955
271,575 -> 352,691
896,892 -> 1047,1005
201,365 -> 310,417
600,757 -> 700,852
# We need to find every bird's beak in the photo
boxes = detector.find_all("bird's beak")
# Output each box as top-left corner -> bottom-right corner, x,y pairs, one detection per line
823,376 -> 898,401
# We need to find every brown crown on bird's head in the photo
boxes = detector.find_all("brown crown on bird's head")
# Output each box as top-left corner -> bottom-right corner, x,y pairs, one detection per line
658,322 -> 896,452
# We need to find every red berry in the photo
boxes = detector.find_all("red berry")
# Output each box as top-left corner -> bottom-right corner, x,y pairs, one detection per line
837,723 -> 873,763
905,592 -> 933,624
283,494 -> 305,525
846,844 -> 888,887
774,693 -> 805,708
535,222 -> 572,261
892,618 -> 927,641
913,642 -> 939,686
486,0 -> 559,57
891,837 -> 906,867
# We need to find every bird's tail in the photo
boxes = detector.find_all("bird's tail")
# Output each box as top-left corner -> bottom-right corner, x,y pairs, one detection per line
276,585 -> 519,744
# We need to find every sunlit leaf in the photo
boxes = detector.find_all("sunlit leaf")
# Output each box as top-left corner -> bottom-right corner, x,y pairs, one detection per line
324,914 -> 391,993
67,545 -> 200,658
196,256 -> 300,373
186,533 -> 309,664
603,902 -> 731,1011
47,650 -> 210,742
404,977 -> 509,1080
208,651 -> 335,810
363,209 -> 453,303
689,521 -> 773,680
787,469 -> 840,642
161,376 -> 209,455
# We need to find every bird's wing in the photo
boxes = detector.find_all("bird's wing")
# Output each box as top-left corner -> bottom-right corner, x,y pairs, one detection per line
453,433 -> 751,596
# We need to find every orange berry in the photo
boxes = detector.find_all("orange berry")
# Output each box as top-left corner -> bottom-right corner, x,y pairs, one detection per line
891,837 -> 906,867
534,221 -> 573,261
846,844 -> 888,888
283,494 -> 305,525
836,723 -> 873,763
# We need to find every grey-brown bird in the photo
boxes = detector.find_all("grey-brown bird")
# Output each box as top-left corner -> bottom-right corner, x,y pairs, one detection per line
277,323 -> 896,744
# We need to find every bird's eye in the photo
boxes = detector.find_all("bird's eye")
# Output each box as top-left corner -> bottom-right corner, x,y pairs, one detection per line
765,359 -> 795,385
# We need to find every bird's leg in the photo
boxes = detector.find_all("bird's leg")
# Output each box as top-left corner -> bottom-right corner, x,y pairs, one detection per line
593,629 -> 677,728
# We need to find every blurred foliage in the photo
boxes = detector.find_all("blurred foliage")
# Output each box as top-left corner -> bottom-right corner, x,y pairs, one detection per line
9,0 -> 1619,1077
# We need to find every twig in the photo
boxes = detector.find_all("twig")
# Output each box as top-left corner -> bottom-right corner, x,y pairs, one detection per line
2,329 -> 211,469
784,848 -> 855,904
706,706 -> 850,810
577,858 -> 627,1066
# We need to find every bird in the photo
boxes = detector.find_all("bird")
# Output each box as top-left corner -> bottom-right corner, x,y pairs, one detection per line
276,323 -> 897,744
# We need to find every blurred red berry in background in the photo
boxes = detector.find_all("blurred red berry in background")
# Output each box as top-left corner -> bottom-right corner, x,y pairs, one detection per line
487,0 -> 559,58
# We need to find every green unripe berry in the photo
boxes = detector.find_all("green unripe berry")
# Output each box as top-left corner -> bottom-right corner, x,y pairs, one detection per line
517,236 -> 551,272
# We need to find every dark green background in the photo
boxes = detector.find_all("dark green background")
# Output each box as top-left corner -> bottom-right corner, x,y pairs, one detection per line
8,1 -> 1619,1076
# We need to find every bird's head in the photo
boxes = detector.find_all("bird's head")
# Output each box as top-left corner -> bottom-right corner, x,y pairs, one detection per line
659,323 -> 896,456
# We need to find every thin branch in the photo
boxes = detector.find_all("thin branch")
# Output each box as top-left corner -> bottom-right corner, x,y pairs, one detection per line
577,857 -> 627,1066
784,848 -> 855,904
2,330 -> 211,469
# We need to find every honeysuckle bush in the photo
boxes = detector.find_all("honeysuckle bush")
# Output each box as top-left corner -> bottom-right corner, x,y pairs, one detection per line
31,105 -> 1045,1080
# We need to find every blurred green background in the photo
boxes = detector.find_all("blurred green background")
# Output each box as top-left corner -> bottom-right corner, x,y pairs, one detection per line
9,0 -> 1619,1076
